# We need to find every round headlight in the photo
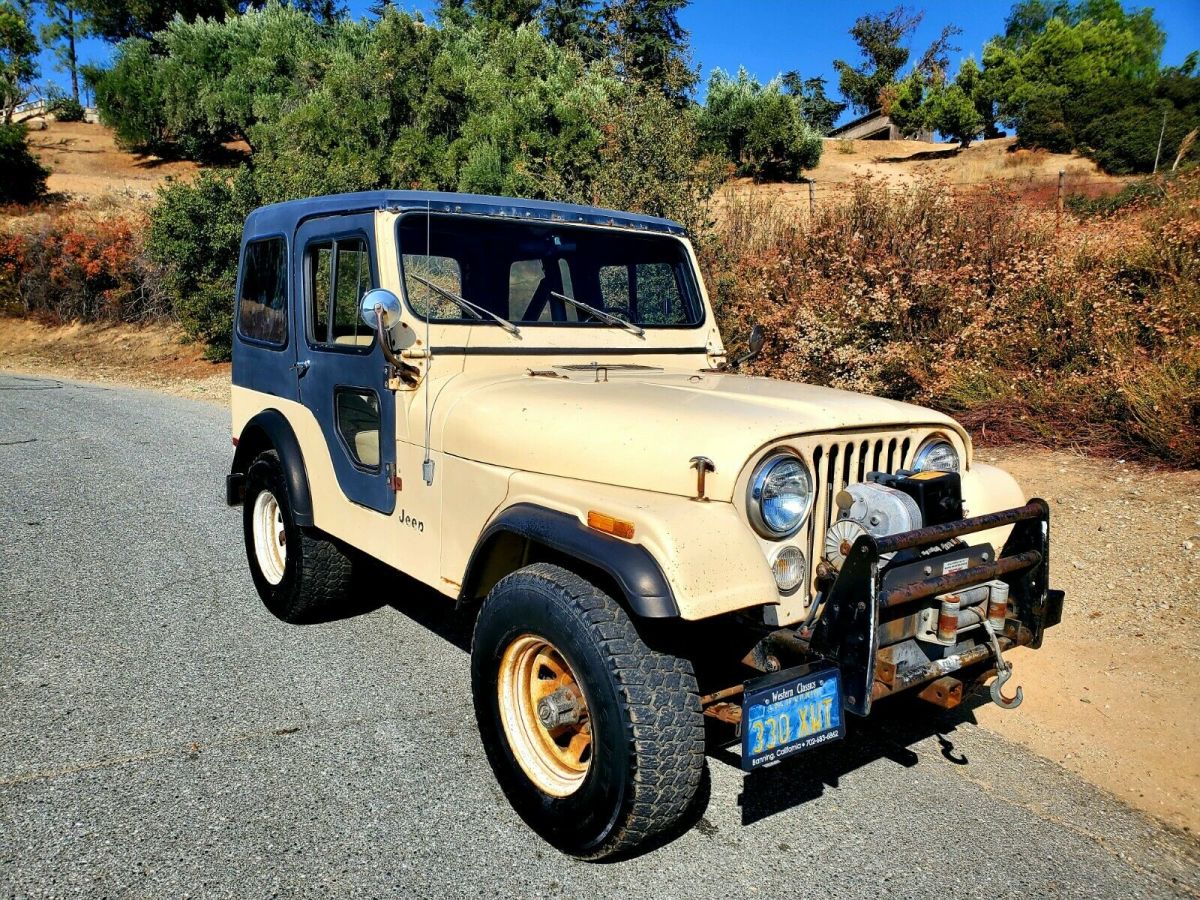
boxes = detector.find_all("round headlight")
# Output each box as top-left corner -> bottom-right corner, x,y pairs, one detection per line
913,438 -> 960,473
771,546 -> 806,594
748,453 -> 813,538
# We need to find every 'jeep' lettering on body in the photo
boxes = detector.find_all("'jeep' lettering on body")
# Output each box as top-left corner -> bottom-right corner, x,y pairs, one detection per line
400,509 -> 424,533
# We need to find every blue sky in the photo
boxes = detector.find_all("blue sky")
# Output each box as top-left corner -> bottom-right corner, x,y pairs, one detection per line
32,0 -> 1200,122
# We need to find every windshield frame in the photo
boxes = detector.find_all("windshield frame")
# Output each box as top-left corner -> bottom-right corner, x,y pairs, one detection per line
393,211 -> 708,332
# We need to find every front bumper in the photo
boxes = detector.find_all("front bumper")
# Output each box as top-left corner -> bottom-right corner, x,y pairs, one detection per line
807,499 -> 1063,716
714,500 -> 1063,727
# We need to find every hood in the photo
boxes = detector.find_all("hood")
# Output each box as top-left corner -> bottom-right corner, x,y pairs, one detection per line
439,370 -> 966,501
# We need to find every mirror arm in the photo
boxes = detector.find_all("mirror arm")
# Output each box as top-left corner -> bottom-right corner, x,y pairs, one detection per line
374,305 -> 421,387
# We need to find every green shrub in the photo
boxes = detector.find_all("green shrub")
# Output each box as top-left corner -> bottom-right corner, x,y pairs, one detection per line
0,123 -> 48,204
146,169 -> 257,358
51,95 -> 85,122
698,68 -> 822,181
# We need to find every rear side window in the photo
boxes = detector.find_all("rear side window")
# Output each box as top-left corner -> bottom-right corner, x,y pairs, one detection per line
238,238 -> 288,346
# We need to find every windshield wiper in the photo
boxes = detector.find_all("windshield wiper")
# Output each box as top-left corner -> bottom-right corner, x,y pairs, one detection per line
550,291 -> 645,337
409,273 -> 520,336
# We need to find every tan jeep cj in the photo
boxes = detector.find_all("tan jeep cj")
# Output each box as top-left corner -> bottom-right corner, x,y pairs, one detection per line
226,191 -> 1064,858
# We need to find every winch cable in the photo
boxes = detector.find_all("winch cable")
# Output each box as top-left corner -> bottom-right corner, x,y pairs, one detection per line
959,605 -> 1024,710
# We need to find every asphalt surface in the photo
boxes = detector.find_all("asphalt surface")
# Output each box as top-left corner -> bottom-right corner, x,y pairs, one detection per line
1,371 -> 1197,899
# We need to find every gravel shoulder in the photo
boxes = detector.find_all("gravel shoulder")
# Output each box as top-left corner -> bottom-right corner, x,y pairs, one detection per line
2,317 -> 1198,836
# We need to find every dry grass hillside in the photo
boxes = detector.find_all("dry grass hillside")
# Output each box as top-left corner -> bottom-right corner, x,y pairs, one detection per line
716,136 -> 1131,215
23,120 -> 201,203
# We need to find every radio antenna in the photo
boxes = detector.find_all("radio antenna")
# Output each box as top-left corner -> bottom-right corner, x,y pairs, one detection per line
422,199 -> 435,486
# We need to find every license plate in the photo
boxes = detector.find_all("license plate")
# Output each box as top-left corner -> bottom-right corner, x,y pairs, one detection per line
741,663 -> 845,771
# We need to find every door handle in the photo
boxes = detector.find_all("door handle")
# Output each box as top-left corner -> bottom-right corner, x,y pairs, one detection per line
291,360 -> 311,377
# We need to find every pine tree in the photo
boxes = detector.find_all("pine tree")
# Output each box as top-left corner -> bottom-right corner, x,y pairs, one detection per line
367,0 -> 394,19
542,0 -> 600,59
602,0 -> 694,102
39,1 -> 85,101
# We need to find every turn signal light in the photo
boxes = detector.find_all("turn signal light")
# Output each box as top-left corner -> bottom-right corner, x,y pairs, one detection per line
587,511 -> 635,540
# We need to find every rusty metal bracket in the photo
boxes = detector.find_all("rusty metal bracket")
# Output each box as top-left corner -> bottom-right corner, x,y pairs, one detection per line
689,456 -> 715,501
810,499 -> 1057,716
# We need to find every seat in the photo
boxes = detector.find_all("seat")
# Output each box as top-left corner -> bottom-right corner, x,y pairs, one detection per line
354,429 -> 379,467
333,334 -> 373,346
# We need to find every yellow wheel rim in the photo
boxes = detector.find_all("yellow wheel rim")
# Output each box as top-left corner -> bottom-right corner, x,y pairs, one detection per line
497,634 -> 592,798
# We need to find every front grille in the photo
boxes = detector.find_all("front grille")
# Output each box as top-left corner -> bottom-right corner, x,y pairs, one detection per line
803,434 -> 916,596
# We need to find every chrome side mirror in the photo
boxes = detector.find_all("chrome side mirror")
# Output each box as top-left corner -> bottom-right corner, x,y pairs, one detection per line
733,323 -> 766,367
748,323 -> 765,357
360,288 -> 403,331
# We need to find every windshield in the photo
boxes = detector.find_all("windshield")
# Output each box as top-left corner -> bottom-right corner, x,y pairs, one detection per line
397,214 -> 703,328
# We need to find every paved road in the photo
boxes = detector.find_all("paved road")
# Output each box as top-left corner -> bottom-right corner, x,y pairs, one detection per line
1,372 -> 1197,899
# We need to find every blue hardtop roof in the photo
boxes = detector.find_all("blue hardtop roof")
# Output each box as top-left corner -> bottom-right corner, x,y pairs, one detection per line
243,190 -> 687,240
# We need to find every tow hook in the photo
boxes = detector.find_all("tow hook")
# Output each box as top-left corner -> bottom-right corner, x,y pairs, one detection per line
984,621 -> 1023,710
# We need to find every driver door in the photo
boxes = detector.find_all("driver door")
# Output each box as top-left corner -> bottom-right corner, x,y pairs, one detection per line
293,214 -> 396,515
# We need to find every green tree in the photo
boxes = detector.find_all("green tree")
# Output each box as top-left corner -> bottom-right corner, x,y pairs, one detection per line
699,68 -> 823,179
0,0 -> 37,123
885,64 -> 985,148
75,0 -> 245,42
292,0 -> 344,25
833,5 -> 923,113
601,0 -> 694,102
981,0 -> 1183,170
39,1 -> 86,102
782,71 -> 845,135
85,38 -> 169,147
542,0 -> 600,59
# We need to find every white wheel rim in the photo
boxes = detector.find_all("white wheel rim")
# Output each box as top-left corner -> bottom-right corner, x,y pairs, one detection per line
252,490 -> 287,585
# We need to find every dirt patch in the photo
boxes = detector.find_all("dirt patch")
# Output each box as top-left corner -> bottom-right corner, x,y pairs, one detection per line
23,120 -> 201,204
0,318 -> 228,404
1,318 -> 1195,832
974,448 -> 1200,835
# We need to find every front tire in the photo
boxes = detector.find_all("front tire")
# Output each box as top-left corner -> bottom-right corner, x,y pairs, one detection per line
242,450 -> 352,624
471,563 -> 705,859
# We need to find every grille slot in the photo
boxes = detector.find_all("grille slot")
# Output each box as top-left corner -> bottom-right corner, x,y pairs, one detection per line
804,434 -> 914,596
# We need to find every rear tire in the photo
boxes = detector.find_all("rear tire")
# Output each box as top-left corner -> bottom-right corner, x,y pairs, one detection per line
242,450 -> 352,624
471,563 -> 705,859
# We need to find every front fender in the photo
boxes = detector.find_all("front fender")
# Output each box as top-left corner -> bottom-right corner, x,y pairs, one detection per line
961,462 -> 1027,551
473,471 -> 779,621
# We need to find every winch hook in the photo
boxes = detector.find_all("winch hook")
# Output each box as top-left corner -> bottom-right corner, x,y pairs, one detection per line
990,665 -> 1023,709
983,620 -> 1023,710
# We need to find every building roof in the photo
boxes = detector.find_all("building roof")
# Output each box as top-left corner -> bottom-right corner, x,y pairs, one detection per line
243,190 -> 687,239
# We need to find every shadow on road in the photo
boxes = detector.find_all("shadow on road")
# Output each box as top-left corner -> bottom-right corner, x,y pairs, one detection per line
710,696 -> 986,827
310,553 -> 990,844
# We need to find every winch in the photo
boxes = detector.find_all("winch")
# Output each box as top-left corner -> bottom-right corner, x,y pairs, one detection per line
818,468 -> 1024,710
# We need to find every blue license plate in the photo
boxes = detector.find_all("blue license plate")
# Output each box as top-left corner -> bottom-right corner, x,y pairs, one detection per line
741,663 -> 845,771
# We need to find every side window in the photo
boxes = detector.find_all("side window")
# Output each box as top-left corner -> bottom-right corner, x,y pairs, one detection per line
238,238 -> 288,345
402,253 -> 462,319
598,262 -> 687,325
335,388 -> 381,470
307,237 -> 374,348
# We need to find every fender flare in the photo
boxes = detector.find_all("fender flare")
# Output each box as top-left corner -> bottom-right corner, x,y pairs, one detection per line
228,409 -> 314,527
463,503 -> 679,619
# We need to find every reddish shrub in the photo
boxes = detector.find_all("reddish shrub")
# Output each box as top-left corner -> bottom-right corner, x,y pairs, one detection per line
704,172 -> 1200,467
